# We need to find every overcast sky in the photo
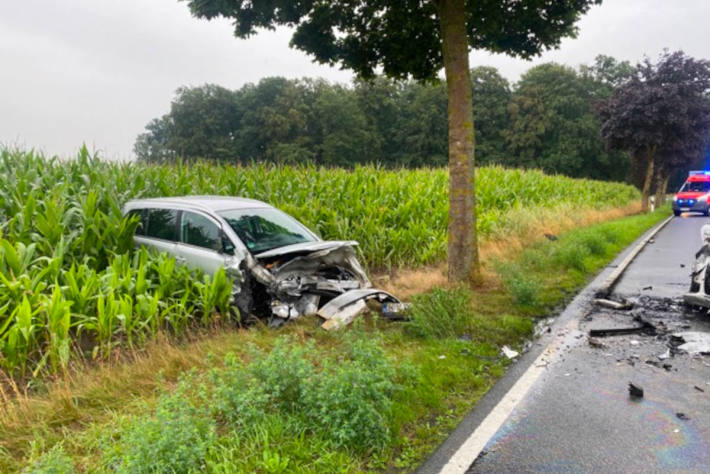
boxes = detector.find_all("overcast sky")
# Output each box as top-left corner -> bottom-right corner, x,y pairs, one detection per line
1,0 -> 708,160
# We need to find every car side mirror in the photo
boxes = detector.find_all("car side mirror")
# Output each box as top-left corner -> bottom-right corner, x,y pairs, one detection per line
221,233 -> 235,255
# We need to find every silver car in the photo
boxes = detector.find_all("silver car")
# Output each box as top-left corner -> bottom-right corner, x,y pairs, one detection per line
123,196 -> 399,329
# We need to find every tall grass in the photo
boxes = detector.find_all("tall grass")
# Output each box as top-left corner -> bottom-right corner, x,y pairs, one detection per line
0,147 -> 640,379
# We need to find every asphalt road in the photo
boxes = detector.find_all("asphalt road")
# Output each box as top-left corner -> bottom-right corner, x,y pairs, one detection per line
420,214 -> 710,474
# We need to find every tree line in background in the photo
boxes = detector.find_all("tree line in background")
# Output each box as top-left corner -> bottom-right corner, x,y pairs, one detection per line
596,50 -> 710,209
135,55 -> 634,182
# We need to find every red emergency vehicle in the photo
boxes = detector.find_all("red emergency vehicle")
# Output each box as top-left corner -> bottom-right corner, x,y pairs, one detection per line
672,171 -> 710,216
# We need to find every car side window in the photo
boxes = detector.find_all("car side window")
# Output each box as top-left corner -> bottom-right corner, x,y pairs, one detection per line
180,211 -> 221,252
127,209 -> 148,236
146,208 -> 177,241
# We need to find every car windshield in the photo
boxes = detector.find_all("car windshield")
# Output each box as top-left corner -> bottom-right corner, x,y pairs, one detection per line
218,208 -> 316,254
680,181 -> 710,192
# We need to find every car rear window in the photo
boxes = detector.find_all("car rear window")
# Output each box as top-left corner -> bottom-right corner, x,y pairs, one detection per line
146,208 -> 177,241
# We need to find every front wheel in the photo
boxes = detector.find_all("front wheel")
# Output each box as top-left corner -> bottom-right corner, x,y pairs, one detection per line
674,209 -> 681,216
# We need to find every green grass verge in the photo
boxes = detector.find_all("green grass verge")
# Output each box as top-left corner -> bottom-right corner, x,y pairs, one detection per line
12,208 -> 668,473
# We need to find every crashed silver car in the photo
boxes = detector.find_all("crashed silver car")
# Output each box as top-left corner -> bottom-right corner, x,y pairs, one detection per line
123,196 -> 401,329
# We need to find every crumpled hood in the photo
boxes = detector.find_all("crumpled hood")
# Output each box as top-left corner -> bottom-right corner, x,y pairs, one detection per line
255,240 -> 359,260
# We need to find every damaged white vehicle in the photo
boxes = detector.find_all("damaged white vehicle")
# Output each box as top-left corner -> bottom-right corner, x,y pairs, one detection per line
684,224 -> 710,309
123,196 -> 401,329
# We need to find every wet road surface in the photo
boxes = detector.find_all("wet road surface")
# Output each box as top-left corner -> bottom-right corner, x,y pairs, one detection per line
468,215 -> 710,473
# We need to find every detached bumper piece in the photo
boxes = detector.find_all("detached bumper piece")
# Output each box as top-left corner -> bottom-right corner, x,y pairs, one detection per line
317,289 -> 402,331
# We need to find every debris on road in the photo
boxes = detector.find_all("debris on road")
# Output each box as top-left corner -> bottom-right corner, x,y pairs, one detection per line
628,383 -> 644,399
501,345 -> 519,359
676,412 -> 691,421
670,331 -> 710,355
694,385 -> 705,392
658,349 -> 671,360
588,337 -> 606,349
642,285 -> 653,291
589,317 -> 657,338
593,298 -> 633,310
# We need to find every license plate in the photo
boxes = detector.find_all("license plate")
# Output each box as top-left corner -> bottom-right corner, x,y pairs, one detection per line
681,207 -> 691,211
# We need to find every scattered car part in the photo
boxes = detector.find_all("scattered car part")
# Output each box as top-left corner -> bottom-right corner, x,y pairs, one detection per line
317,289 -> 401,331
594,298 -> 633,310
381,302 -> 411,320
683,224 -> 710,308
628,383 -> 644,399
589,318 -> 657,338
588,337 -> 606,349
501,345 -> 519,359
670,331 -> 710,355
676,412 -> 691,421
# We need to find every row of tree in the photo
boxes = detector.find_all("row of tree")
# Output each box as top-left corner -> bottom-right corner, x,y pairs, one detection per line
135,56 -> 634,181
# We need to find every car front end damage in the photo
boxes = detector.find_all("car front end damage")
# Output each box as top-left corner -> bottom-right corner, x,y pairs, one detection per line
684,224 -> 710,308
226,240 -> 404,329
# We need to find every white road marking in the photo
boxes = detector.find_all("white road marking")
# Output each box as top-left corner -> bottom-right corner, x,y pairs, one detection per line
439,319 -> 579,473
438,216 -> 675,474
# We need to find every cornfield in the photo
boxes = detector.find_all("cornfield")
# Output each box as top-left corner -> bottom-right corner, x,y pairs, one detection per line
0,147 -> 639,378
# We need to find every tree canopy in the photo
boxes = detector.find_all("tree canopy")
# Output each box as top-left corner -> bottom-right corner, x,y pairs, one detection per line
184,0 -> 600,79
596,50 -> 710,209
180,0 -> 601,283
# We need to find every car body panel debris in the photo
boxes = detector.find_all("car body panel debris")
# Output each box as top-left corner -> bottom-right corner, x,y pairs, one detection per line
501,345 -> 519,359
589,318 -> 657,338
683,224 -> 710,308
123,196 -> 403,329
671,331 -> 710,355
628,383 -> 644,399
594,298 -> 633,310
318,289 -> 401,331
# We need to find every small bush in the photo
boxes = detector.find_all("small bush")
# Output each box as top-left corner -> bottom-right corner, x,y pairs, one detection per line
576,230 -> 608,256
208,354 -> 269,429
554,241 -> 589,272
406,287 -> 473,339
498,263 -> 541,307
106,388 -> 216,473
304,336 -> 399,451
22,443 -> 75,474
248,339 -> 315,411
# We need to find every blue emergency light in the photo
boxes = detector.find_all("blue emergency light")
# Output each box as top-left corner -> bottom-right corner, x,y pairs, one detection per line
689,170 -> 710,176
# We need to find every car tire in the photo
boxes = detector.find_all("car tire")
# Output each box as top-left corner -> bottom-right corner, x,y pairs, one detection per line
674,209 -> 681,216
704,208 -> 710,216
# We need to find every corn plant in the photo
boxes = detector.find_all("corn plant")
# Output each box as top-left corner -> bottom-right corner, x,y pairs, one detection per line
0,147 -> 640,379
